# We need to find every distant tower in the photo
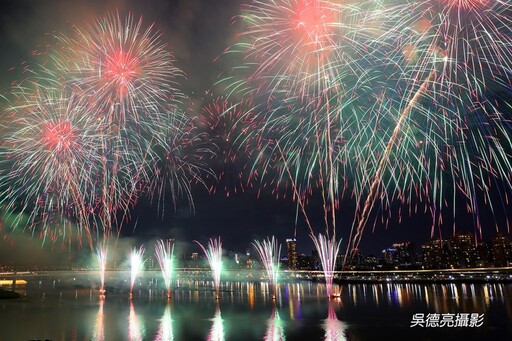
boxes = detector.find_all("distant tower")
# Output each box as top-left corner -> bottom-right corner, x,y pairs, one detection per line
286,238 -> 297,270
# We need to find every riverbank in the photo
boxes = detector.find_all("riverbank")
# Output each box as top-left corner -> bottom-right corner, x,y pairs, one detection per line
335,277 -> 512,284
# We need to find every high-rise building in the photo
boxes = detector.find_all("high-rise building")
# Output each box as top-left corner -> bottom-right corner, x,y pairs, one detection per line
392,242 -> 416,266
382,248 -> 397,265
450,232 -> 476,268
492,233 -> 512,267
311,248 -> 320,270
364,255 -> 378,269
346,248 -> 363,268
422,239 -> 447,269
475,241 -> 492,267
297,254 -> 312,270
286,238 -> 297,269
336,254 -> 344,271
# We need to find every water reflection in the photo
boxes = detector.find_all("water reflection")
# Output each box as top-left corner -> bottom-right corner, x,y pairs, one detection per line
286,284 -> 302,320
207,305 -> 224,341
344,282 -> 510,315
3,273 -> 512,340
128,302 -> 146,341
323,303 -> 347,341
264,306 -> 285,341
93,297 -> 105,341
155,303 -> 174,341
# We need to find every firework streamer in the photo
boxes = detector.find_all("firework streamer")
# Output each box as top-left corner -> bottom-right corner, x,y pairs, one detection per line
154,239 -> 175,299
195,237 -> 223,299
130,245 -> 145,297
312,233 -> 342,297
96,246 -> 108,295
347,65 -> 439,262
253,236 -> 281,299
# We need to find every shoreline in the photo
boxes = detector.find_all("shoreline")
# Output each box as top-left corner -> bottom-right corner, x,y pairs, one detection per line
334,277 -> 512,284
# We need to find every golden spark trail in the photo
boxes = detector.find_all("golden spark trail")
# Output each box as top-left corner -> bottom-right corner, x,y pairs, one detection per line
346,67 -> 438,263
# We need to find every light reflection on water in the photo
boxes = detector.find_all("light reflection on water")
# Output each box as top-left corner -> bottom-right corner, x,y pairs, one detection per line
0,272 -> 511,340
264,306 -> 285,341
324,302 -> 347,341
93,297 -> 104,341
207,305 -> 224,341
128,301 -> 145,341
155,304 -> 174,341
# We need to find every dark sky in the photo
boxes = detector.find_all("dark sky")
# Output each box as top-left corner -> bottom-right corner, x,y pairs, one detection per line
0,0 -> 510,263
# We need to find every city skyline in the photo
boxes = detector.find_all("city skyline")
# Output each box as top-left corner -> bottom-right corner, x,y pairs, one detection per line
2,226 -> 511,271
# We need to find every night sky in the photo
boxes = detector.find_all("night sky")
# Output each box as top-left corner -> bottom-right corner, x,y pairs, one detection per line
0,0 -> 510,265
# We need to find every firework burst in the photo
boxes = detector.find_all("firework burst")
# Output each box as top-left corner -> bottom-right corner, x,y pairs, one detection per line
53,12 -> 185,126
222,0 -> 512,272
1,12 -> 212,254
200,96 -> 264,196
49,13 -> 190,238
346,0 -> 512,255
148,113 -> 216,215
0,86 -> 101,248
224,1 -> 372,200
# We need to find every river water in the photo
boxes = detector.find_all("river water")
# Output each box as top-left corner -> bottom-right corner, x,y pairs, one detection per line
1,271 -> 511,340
